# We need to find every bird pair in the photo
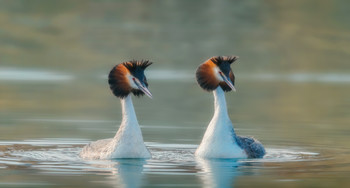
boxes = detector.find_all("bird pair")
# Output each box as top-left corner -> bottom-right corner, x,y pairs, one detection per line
80,56 -> 265,160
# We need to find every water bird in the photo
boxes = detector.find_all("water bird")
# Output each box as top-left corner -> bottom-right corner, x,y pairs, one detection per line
195,56 -> 265,158
80,60 -> 153,159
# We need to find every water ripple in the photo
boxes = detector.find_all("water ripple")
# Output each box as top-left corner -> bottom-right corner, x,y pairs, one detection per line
1,139 -> 339,187
0,139 -> 322,174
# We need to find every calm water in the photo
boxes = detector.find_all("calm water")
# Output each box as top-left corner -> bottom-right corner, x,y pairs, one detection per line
1,0 -> 350,187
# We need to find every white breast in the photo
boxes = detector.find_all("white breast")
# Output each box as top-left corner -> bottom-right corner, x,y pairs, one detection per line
195,87 -> 247,159
80,95 -> 151,160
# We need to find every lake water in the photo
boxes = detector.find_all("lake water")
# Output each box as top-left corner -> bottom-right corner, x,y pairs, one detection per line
1,1 -> 350,187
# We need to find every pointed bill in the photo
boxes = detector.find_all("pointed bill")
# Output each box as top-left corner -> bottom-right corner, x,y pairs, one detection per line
139,84 -> 153,98
133,78 -> 153,98
219,72 -> 236,92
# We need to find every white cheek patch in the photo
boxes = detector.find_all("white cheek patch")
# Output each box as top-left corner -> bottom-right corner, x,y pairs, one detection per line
126,74 -> 139,89
213,67 -> 224,81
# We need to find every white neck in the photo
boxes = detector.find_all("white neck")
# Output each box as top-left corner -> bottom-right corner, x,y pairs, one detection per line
209,87 -> 236,135
213,87 -> 229,121
121,94 -> 139,126
114,95 -> 141,138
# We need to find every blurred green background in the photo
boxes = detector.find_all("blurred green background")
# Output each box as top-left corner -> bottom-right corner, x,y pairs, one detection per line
1,0 -> 349,141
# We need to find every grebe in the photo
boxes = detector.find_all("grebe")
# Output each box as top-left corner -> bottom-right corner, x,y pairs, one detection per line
80,60 -> 153,159
195,56 -> 265,158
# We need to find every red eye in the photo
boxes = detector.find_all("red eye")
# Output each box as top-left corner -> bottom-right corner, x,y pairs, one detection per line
132,78 -> 136,81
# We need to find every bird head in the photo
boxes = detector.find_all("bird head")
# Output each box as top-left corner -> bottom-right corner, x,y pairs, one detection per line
108,60 -> 153,98
196,56 -> 238,92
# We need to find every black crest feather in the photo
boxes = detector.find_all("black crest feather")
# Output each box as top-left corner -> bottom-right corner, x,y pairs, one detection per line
122,60 -> 153,73
211,56 -> 238,66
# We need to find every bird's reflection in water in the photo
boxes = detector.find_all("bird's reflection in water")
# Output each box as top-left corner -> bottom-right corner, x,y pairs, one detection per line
197,158 -> 241,188
86,158 -> 147,188
112,159 -> 146,188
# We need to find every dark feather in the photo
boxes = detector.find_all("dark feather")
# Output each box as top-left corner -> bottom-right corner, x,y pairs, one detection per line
131,89 -> 145,97
235,135 -> 265,158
